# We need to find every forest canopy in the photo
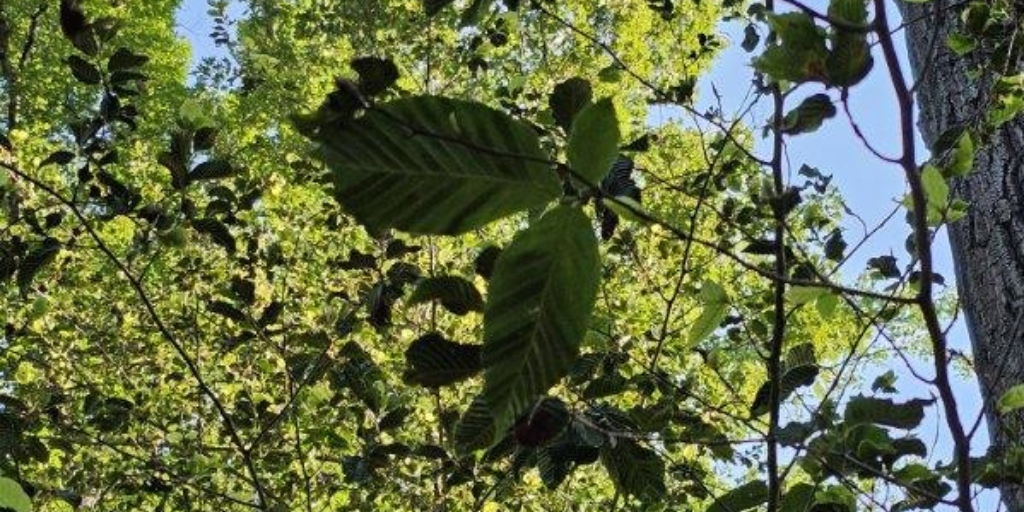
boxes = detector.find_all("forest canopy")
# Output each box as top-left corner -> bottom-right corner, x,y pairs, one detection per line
2,0 -> 1024,511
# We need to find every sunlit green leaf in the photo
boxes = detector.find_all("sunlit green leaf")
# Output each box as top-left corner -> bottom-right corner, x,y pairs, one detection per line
313,96 -> 560,234
568,98 -> 620,185
482,206 -> 600,433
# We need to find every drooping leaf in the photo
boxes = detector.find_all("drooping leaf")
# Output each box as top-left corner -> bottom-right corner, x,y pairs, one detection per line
403,332 -> 482,387
408,276 -> 484,315
826,32 -> 873,87
844,396 -> 932,429
67,55 -> 102,85
454,396 -> 495,453
600,439 -> 666,502
707,480 -> 769,512
549,77 -> 593,133
482,206 -> 600,433
568,98 -> 620,185
781,94 -> 837,135
311,96 -> 560,234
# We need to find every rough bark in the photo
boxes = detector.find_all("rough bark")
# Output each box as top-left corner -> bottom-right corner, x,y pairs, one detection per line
900,2 -> 1024,510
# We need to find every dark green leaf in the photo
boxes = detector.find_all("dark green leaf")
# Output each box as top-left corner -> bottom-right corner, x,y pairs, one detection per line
600,439 -> 666,502
826,32 -> 873,87
191,218 -> 236,253
741,23 -> 760,52
474,245 -> 502,279
189,160 -> 234,182
549,77 -> 593,133
17,238 -> 61,294
867,255 -> 900,278
844,396 -> 932,429
781,94 -> 837,135
42,150 -> 76,167
780,482 -> 816,512
482,206 -> 600,432
107,47 -> 149,72
824,229 -> 847,261
403,332 -> 482,387
872,370 -> 898,393
350,57 -> 400,97
828,0 -> 869,25
459,0 -> 494,27
193,127 -> 218,151
752,13 -> 829,83
568,98 -> 620,185
208,300 -> 248,323
423,0 -> 455,16
707,480 -> 769,512
67,55 -> 102,84
311,96 -> 560,234
454,396 -> 495,453
750,364 -> 820,416
408,275 -> 484,315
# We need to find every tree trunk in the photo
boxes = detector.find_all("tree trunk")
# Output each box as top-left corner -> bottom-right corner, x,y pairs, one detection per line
900,2 -> 1024,510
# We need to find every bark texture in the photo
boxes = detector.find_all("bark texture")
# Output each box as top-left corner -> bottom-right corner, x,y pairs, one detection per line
900,2 -> 1024,510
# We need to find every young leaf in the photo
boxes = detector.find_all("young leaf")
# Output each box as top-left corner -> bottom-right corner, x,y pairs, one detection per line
482,206 -> 600,434
408,275 -> 484,315
997,384 -> 1024,414
568,98 -> 620,185
310,96 -> 560,234
946,132 -> 975,177
404,332 -> 482,387
921,164 -> 950,211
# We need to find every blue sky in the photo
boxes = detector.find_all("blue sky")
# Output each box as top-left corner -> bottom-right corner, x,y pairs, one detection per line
172,1 -> 998,508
